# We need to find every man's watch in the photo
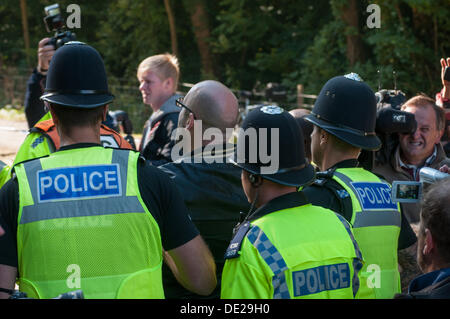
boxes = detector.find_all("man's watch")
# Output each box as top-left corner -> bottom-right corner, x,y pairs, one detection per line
37,65 -> 48,76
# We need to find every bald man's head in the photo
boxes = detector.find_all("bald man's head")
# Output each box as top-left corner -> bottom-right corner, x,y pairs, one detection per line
178,80 -> 238,134
289,108 -> 313,161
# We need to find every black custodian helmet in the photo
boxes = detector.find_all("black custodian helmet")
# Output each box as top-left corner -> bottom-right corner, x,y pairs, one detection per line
40,41 -> 114,108
232,105 -> 315,187
305,73 -> 381,151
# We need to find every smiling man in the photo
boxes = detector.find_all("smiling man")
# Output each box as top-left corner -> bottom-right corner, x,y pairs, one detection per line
137,54 -> 181,165
374,95 -> 448,224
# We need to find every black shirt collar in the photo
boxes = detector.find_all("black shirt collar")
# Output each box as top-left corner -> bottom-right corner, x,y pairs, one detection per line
58,143 -> 102,152
328,158 -> 359,170
249,191 -> 310,221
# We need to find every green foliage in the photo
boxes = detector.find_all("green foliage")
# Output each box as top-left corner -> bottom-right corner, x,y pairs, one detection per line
361,0 -> 450,96
297,19 -> 348,95
1,0 -> 449,121
96,0 -> 169,83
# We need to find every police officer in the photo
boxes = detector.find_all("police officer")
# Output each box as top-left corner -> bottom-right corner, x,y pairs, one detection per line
302,73 -> 417,298
221,105 -> 367,299
0,115 -> 133,189
0,42 -> 216,299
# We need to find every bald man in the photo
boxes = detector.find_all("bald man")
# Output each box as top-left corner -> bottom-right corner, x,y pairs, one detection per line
159,80 -> 250,299
175,80 -> 239,152
289,108 -> 314,162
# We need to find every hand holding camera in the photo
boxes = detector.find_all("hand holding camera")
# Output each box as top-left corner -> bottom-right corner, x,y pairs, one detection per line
37,4 -> 76,75
43,4 -> 76,50
37,37 -> 55,75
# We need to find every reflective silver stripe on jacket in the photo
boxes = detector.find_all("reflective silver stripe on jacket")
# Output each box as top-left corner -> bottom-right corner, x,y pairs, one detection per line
333,171 -> 401,228
246,225 -> 291,299
20,149 -> 145,225
333,213 -> 363,298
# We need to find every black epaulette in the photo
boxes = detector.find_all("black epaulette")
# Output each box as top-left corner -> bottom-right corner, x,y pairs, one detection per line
224,221 -> 252,259
313,168 -> 336,186
8,154 -> 50,182
29,126 -> 43,134
11,154 -> 50,170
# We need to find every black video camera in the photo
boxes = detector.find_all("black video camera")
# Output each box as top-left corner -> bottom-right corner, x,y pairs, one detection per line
358,104 -> 417,171
373,106 -> 417,167
43,3 -> 76,49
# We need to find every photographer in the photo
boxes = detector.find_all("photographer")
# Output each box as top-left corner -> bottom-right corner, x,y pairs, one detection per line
373,95 -> 449,226
24,38 -> 55,128
20,34 -> 136,156
24,4 -> 76,128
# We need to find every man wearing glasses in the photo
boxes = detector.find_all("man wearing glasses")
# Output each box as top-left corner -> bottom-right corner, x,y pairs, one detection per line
160,80 -> 249,298
137,54 -> 181,165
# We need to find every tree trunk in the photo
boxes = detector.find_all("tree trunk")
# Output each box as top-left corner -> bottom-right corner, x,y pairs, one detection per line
183,0 -> 215,78
164,0 -> 178,57
20,0 -> 30,68
339,0 -> 366,66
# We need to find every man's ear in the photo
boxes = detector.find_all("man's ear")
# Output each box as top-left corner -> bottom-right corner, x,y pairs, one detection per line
319,129 -> 329,146
435,128 -> 445,144
163,77 -> 174,92
186,112 -> 195,131
249,174 -> 263,188
102,105 -> 109,122
48,103 -> 58,126
423,228 -> 435,255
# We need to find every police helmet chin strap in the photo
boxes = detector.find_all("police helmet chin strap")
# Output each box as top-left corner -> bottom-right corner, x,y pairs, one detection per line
0,287 -> 14,295
44,102 -> 50,113
233,176 -> 262,235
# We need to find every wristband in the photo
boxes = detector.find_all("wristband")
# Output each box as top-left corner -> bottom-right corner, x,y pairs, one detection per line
37,66 -> 48,75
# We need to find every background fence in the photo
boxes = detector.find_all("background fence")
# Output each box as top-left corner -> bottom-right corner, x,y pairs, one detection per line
0,67 -> 317,131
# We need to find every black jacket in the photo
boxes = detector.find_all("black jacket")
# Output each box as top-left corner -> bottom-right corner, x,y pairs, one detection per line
395,268 -> 450,299
24,68 -> 47,129
139,94 -> 180,166
159,144 -> 250,299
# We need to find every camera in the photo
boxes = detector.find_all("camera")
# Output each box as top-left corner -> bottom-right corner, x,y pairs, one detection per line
43,3 -> 76,49
391,181 -> 422,203
375,89 -> 406,110
358,85 -> 412,171
370,106 -> 417,168
391,167 -> 450,203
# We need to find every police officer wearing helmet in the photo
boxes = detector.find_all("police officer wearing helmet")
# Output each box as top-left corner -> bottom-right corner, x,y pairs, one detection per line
302,73 -> 417,298
0,42 -> 216,299
221,105 -> 366,299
